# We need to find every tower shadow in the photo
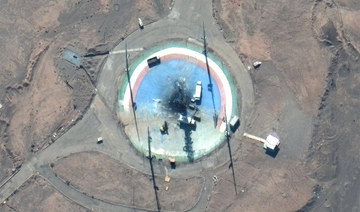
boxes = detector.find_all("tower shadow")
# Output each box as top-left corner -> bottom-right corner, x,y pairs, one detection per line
224,107 -> 237,195
202,23 -> 218,128
147,127 -> 161,211
125,43 -> 140,142
179,123 -> 195,162
226,131 -> 238,195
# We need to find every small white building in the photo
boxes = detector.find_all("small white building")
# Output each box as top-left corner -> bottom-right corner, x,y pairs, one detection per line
97,137 -> 103,144
229,115 -> 240,131
264,134 -> 280,151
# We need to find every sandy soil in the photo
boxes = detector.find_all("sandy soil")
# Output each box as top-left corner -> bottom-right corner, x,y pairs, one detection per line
0,0 -> 171,181
213,0 -> 360,211
207,160 -> 314,211
2,176 -> 87,212
1,0 -> 360,211
8,42 -> 76,164
0,118 -> 13,182
52,151 -> 203,211
304,2 -> 360,211
203,57 -> 315,211
213,0 -> 329,116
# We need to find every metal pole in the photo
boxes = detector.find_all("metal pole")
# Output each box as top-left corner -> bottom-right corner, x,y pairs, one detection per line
225,107 -> 237,195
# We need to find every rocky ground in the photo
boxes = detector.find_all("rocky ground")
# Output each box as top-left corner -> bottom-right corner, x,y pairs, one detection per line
0,0 -> 171,210
0,0 -> 359,211
0,0 -> 171,185
52,151 -> 203,211
214,0 -> 360,211
2,176 -> 87,212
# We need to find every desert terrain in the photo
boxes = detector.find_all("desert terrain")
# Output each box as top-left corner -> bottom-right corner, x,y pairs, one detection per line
0,0 -> 359,211
213,0 -> 360,211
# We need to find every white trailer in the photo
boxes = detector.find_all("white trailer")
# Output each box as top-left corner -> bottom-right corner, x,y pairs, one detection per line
193,81 -> 202,101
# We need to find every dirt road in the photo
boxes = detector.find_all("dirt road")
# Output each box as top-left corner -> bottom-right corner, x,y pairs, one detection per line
0,1 -> 253,211
1,0 -> 359,211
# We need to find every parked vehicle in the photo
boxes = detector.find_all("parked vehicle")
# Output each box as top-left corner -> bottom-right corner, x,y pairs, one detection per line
192,81 -> 202,102
138,18 -> 144,29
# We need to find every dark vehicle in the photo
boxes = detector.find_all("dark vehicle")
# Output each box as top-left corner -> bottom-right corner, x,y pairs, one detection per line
147,56 -> 160,68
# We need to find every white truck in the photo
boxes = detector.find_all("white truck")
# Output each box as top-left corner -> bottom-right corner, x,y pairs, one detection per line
192,81 -> 202,102
138,18 -> 144,29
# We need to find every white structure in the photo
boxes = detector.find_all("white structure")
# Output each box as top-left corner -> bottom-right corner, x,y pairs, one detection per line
264,134 -> 280,150
193,81 -> 202,101
178,114 -> 196,126
138,18 -> 143,29
243,133 -> 280,151
229,115 -> 240,131
253,61 -> 262,68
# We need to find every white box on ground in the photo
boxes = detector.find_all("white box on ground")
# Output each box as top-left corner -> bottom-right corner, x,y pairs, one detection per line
264,135 -> 280,150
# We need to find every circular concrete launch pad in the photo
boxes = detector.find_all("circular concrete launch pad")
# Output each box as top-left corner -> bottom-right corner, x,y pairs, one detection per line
118,42 -> 238,162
